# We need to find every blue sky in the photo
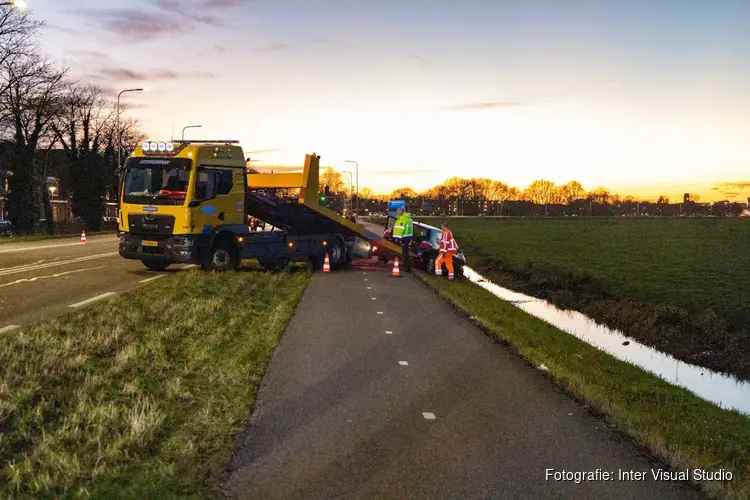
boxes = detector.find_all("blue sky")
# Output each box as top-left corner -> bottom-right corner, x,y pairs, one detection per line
27,0 -> 750,200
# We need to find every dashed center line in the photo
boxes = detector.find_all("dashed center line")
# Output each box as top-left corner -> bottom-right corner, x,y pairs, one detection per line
0,252 -> 118,277
385,330 -> 393,335
371,297 -> 377,300
377,311 -> 383,315
399,361 -> 409,366
422,412 -> 437,420
0,265 -> 106,288
69,292 -> 117,308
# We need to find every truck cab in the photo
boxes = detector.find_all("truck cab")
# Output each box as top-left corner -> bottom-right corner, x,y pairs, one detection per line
118,140 -> 247,271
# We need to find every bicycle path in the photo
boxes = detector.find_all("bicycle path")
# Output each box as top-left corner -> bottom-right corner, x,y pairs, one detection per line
222,263 -> 702,499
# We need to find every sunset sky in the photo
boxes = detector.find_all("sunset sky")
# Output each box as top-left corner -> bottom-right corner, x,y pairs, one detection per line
28,0 -> 750,201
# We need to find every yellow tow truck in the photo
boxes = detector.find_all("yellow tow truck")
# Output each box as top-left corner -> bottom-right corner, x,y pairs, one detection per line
117,139 -> 401,271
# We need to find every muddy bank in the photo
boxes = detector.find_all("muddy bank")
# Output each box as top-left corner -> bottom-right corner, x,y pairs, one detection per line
463,246 -> 750,382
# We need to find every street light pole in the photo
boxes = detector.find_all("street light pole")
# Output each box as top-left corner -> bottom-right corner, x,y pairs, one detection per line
342,170 -> 353,214
182,124 -> 202,141
346,160 -> 358,215
117,88 -> 145,169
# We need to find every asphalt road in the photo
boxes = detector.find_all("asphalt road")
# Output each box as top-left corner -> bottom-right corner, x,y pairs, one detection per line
0,234 -> 194,330
222,265 -> 703,499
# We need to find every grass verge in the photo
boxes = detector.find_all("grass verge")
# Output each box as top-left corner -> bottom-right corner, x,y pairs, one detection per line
0,230 -> 117,245
0,268 -> 310,499
417,271 -> 750,500
416,217 -> 750,381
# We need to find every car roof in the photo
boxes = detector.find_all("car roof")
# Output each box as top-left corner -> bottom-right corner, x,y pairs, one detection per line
415,221 -> 439,231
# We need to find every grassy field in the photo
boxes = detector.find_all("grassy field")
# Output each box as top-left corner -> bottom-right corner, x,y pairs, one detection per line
0,269 -> 309,498
420,217 -> 750,380
418,272 -> 750,500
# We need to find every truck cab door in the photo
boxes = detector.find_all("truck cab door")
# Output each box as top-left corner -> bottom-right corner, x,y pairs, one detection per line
191,166 -> 245,234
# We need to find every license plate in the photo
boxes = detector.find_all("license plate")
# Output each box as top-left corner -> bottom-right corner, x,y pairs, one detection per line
141,240 -> 158,247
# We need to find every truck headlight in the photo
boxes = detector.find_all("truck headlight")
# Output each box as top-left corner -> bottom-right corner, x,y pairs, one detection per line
171,237 -> 194,247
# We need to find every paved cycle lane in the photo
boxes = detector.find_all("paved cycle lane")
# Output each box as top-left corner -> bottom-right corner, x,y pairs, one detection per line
222,262 -> 702,500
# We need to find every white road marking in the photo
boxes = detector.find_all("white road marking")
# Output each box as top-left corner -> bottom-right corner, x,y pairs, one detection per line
1,259 -> 45,271
139,274 -> 167,283
367,286 -> 372,289
0,237 -> 118,254
364,279 -> 369,281
0,265 -> 107,289
399,361 -> 409,366
0,325 -> 20,333
385,330 -> 393,335
422,412 -> 436,420
377,311 -> 383,315
69,292 -> 117,308
0,252 -> 118,277
371,297 -> 377,300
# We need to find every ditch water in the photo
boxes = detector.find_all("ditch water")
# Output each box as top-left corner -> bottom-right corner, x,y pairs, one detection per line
462,267 -> 750,416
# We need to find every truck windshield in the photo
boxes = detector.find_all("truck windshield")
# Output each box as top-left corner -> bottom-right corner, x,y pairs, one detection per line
122,158 -> 192,206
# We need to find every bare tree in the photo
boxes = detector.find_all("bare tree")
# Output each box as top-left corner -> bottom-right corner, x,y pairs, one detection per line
390,187 -> 418,199
320,167 -> 345,194
489,180 -> 511,201
100,108 -> 147,200
0,6 -> 52,231
0,6 -> 44,89
52,84 -> 117,231
0,54 -> 68,232
524,179 -> 557,205
587,187 -> 612,204
564,181 -> 586,203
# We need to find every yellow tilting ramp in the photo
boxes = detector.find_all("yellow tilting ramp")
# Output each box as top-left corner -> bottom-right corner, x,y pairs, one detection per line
246,154 -> 402,256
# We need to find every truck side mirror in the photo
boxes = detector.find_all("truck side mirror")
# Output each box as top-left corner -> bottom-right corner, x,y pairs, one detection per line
188,200 -> 201,208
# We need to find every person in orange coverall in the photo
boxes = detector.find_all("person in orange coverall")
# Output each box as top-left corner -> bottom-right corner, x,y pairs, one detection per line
435,222 -> 458,280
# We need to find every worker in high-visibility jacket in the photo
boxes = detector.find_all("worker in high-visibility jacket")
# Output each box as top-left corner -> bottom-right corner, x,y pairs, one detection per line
392,207 -> 413,271
435,222 -> 458,280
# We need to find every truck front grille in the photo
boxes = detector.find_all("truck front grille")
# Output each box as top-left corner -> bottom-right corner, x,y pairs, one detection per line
128,214 -> 175,235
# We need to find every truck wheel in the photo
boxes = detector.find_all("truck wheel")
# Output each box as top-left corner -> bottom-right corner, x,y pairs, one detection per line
329,235 -> 346,270
210,240 -> 238,271
142,259 -> 170,271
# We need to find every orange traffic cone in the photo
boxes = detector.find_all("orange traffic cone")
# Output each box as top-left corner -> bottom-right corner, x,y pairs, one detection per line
391,257 -> 401,277
322,253 -> 331,273
80,230 -> 87,243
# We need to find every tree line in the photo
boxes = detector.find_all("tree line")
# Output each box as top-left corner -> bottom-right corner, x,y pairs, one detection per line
0,6 -> 146,234
320,168 -> 690,206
